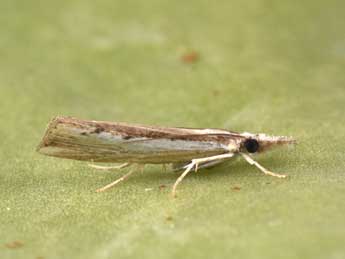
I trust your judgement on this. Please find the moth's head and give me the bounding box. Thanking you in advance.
[240,133,296,154]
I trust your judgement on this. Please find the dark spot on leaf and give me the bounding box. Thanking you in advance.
[165,216,173,221]
[159,184,167,190]
[181,51,199,63]
[5,240,23,249]
[123,135,132,140]
[212,90,220,96]
[81,132,88,136]
[231,186,241,191]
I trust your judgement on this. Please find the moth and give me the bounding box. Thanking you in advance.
[37,116,296,197]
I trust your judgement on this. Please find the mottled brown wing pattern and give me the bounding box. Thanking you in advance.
[37,117,240,163]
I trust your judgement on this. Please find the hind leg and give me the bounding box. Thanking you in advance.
[95,164,144,192]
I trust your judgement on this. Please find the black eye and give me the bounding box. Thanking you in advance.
[244,139,259,153]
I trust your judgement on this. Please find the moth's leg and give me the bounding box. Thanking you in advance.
[240,153,286,178]
[172,159,226,172]
[172,153,234,198]
[196,159,227,170]
[172,162,195,198]
[188,153,235,172]
[88,163,130,171]
[96,164,138,192]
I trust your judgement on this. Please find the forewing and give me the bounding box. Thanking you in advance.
[37,117,233,163]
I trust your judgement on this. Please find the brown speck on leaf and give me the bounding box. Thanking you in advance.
[232,186,241,191]
[212,89,220,96]
[159,184,167,190]
[166,216,173,221]
[5,240,23,249]
[181,51,199,63]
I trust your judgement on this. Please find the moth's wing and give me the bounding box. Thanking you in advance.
[37,117,234,163]
[116,126,240,144]
[140,126,238,136]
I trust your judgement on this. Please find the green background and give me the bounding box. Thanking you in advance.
[1,0,345,258]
